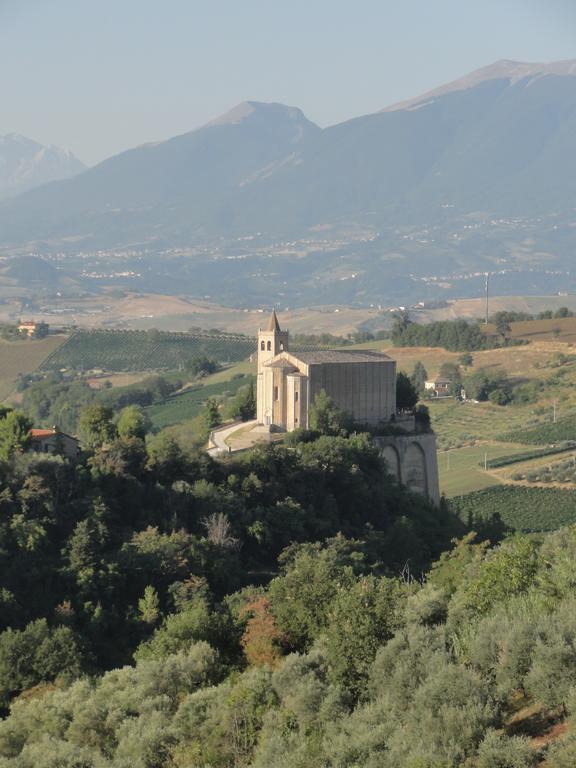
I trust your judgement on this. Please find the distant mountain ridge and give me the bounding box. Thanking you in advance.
[0,134,85,200]
[1,59,576,258]
[383,58,576,112]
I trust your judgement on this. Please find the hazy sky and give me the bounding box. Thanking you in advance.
[2,0,575,165]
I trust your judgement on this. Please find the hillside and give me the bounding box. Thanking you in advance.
[2,62,576,306]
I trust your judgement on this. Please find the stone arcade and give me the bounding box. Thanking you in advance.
[255,310,440,503]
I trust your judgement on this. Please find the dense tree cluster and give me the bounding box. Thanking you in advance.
[392,315,495,351]
[0,415,460,705]
[20,373,181,435]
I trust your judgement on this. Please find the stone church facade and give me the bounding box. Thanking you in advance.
[255,311,440,503]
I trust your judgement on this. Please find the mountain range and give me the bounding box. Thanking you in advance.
[2,60,576,306]
[0,134,84,201]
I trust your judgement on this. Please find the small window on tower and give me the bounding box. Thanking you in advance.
[260,341,265,351]
[280,342,284,351]
[295,391,299,402]
[274,386,279,401]
[267,341,272,351]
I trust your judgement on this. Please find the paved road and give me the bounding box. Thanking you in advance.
[208,420,258,457]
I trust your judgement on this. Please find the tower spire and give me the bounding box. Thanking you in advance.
[266,308,281,332]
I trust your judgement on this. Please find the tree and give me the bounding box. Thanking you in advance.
[200,398,222,436]
[139,585,161,625]
[325,575,404,699]
[396,372,418,411]
[0,619,83,705]
[227,382,256,422]
[117,405,150,440]
[554,307,572,319]
[268,539,358,650]
[0,410,32,460]
[493,312,512,342]
[464,368,507,402]
[309,389,350,435]
[410,362,428,395]
[78,405,117,450]
[240,596,285,667]
[391,310,412,340]
[459,352,474,367]
[438,361,461,382]
[186,355,220,377]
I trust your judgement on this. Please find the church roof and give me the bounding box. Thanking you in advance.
[267,358,297,369]
[266,309,281,332]
[291,349,392,364]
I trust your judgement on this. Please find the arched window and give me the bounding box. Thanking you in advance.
[267,341,272,351]
[260,341,265,350]
[280,342,284,351]
[274,386,279,401]
[294,391,299,402]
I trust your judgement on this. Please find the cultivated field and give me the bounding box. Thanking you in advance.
[41,329,256,373]
[450,485,576,532]
[145,372,254,430]
[0,335,67,400]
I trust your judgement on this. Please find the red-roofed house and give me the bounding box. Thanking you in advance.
[30,427,80,460]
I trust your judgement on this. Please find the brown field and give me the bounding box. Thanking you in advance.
[0,335,67,400]
[85,373,153,389]
[353,338,574,382]
[419,295,576,323]
[486,315,576,344]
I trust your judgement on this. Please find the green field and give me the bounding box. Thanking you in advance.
[145,374,255,430]
[0,335,67,400]
[438,443,532,497]
[41,329,256,372]
[450,485,576,532]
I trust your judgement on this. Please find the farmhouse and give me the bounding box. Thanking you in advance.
[30,427,80,460]
[424,377,452,397]
[18,320,49,338]
[255,311,440,502]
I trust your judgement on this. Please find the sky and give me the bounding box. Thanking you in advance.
[1,0,575,166]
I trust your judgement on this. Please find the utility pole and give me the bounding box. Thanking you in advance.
[485,273,490,324]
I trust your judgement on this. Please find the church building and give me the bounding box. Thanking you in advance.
[255,310,440,504]
[256,310,396,431]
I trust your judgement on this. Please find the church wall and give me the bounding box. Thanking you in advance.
[307,360,396,426]
[259,367,275,426]
[286,375,307,431]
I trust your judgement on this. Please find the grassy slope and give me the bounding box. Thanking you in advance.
[437,443,532,497]
[0,335,67,401]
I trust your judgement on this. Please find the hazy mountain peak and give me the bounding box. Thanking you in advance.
[0,133,85,199]
[204,100,318,130]
[383,58,576,113]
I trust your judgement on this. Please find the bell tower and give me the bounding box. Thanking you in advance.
[257,309,288,370]
[257,309,289,426]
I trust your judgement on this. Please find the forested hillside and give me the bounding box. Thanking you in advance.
[0,398,576,765]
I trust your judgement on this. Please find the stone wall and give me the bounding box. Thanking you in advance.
[373,432,440,505]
